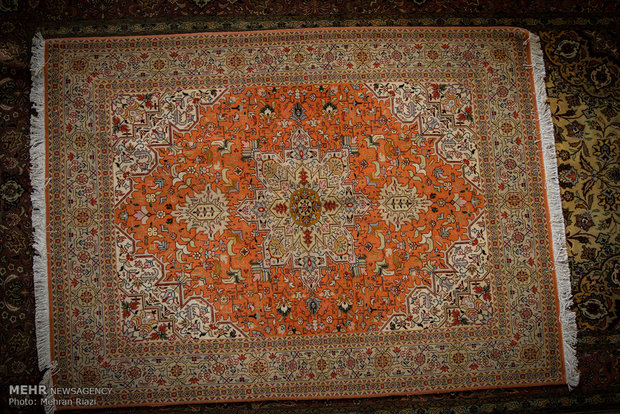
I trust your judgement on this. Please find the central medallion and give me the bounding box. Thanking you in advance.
[236,125,371,293]
[290,188,322,227]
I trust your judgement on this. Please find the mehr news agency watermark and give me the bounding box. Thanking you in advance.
[9,384,112,408]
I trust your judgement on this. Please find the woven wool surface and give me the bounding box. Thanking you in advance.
[32,27,576,409]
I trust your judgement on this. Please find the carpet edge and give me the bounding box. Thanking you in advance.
[30,32,57,413]
[528,31,579,389]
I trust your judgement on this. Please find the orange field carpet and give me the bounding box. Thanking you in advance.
[30,27,578,409]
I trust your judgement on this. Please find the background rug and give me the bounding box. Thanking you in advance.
[31,26,575,410]
[0,2,618,413]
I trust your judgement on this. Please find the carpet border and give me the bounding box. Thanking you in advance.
[528,31,579,389]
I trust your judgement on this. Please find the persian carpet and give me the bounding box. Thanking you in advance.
[30,27,578,410]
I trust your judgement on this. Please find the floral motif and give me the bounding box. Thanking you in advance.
[0,176,23,204]
[172,185,231,239]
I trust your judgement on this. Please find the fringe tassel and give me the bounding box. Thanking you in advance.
[528,32,579,389]
[30,32,57,414]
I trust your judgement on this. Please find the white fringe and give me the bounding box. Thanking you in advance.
[528,32,579,389]
[30,32,57,414]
